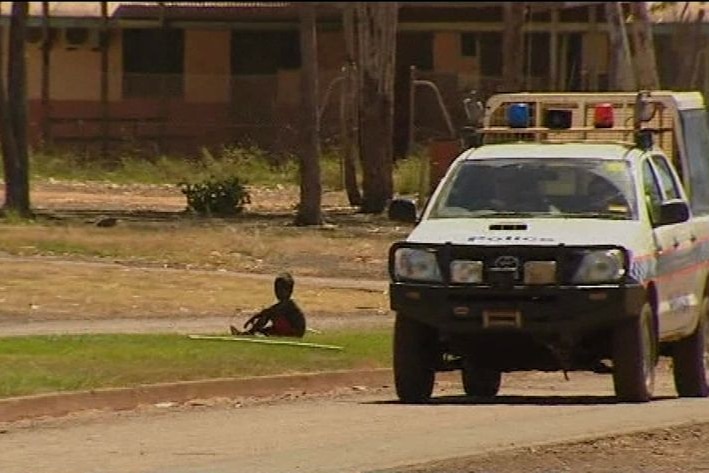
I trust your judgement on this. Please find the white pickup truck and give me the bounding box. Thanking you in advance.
[388,91,709,403]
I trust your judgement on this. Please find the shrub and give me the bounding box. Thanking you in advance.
[179,176,251,217]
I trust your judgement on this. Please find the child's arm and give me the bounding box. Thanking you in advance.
[244,303,280,329]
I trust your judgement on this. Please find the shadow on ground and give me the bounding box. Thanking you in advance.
[31,207,405,228]
[368,394,676,407]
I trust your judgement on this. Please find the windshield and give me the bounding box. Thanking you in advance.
[429,158,638,219]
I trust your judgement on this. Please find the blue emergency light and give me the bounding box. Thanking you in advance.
[508,103,530,128]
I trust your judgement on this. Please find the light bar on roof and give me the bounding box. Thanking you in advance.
[507,103,530,128]
[594,103,614,128]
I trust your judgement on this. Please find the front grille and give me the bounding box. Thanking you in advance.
[389,242,628,287]
[439,244,586,285]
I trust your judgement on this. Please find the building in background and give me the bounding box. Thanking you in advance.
[1,2,699,157]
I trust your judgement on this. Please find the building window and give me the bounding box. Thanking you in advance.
[122,28,184,98]
[479,32,502,76]
[524,32,551,77]
[397,32,433,72]
[231,31,300,75]
[461,33,477,57]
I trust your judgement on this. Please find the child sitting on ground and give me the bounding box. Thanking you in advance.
[230,272,306,338]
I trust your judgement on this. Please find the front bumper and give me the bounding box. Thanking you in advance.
[390,282,646,335]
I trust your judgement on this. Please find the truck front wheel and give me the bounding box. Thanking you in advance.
[393,313,438,404]
[612,302,657,403]
[672,296,709,398]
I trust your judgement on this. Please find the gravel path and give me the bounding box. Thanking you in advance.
[0,313,393,337]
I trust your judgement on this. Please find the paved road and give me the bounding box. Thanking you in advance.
[3,366,708,473]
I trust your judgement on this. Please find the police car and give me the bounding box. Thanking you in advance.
[388,91,709,404]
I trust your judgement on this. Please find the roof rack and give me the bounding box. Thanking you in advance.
[538,139,637,147]
[461,91,678,152]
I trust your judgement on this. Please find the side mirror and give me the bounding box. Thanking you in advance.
[658,199,690,226]
[388,198,417,224]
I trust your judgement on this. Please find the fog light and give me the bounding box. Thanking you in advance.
[524,261,556,285]
[450,260,483,284]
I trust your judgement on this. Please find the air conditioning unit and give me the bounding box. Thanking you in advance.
[62,27,104,51]
[25,26,54,48]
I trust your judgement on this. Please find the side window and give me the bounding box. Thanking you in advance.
[679,109,709,215]
[642,160,663,226]
[651,155,682,201]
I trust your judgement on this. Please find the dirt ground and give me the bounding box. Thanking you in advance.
[5,179,709,472]
[30,179,354,214]
[391,421,709,473]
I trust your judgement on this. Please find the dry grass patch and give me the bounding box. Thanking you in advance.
[0,217,405,279]
[0,260,388,321]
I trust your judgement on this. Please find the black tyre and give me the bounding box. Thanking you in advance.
[672,296,709,398]
[461,359,501,397]
[393,313,438,404]
[612,302,657,403]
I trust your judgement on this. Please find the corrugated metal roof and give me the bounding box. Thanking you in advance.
[1,1,684,24]
[160,2,291,7]
[0,2,293,18]
[3,1,608,18]
[0,3,121,18]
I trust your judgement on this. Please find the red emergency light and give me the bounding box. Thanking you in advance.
[594,103,614,128]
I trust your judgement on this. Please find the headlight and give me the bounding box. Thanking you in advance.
[572,249,626,284]
[394,248,442,282]
[450,260,483,283]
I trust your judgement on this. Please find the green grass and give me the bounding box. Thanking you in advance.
[29,146,427,195]
[394,152,429,196]
[32,146,308,188]
[0,330,392,398]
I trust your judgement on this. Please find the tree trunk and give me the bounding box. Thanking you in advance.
[2,1,30,216]
[341,62,362,206]
[355,2,397,214]
[605,2,635,90]
[341,4,362,206]
[689,10,706,88]
[672,4,704,89]
[0,2,17,211]
[629,2,660,90]
[295,2,322,226]
[502,2,525,92]
[100,1,109,159]
[40,1,51,148]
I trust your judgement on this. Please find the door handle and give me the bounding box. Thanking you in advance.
[673,238,681,249]
[691,234,698,243]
